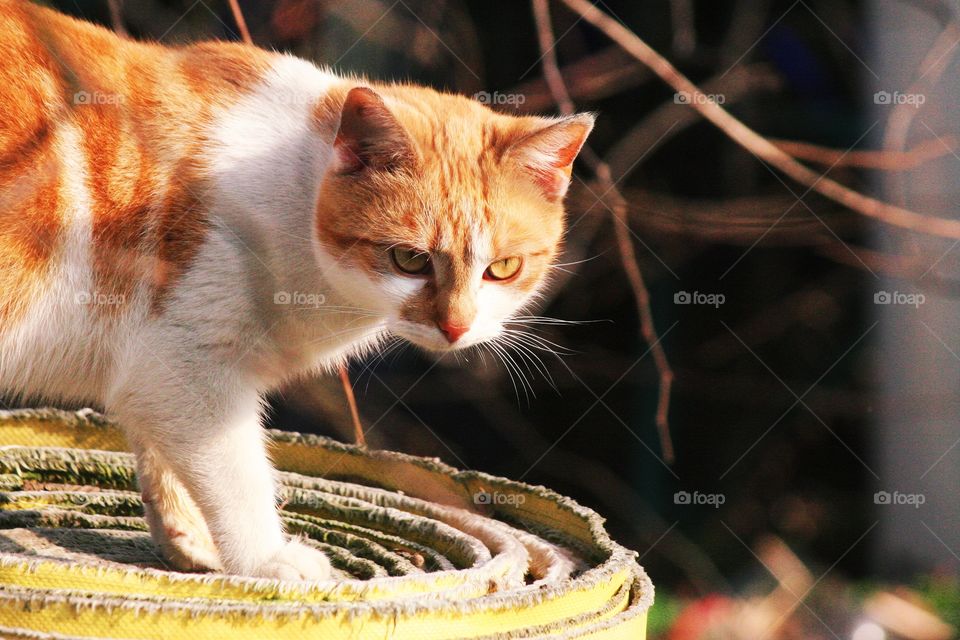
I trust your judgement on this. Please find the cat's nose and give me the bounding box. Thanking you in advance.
[437,320,469,343]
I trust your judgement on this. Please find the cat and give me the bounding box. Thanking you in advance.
[0,0,593,580]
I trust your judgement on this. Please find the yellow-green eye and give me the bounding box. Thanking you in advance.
[390,246,431,275]
[484,256,523,281]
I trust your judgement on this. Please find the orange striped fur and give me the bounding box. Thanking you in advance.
[0,0,591,342]
[0,1,271,323]
[0,0,594,580]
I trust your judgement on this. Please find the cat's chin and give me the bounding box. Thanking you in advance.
[401,336,475,353]
[390,328,480,353]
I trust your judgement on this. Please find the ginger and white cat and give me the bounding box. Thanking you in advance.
[0,0,593,580]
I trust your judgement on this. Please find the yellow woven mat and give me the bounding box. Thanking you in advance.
[0,408,652,639]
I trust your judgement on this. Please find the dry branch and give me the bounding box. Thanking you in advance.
[771,136,959,171]
[604,63,782,183]
[605,188,852,244]
[509,46,653,113]
[227,0,253,45]
[106,0,127,37]
[882,15,960,205]
[533,0,675,462]
[557,0,960,241]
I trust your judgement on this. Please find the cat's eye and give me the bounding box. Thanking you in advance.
[484,257,523,281]
[390,246,432,275]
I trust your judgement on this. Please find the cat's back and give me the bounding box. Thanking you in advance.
[0,0,281,402]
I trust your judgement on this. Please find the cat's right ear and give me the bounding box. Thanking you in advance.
[333,87,415,175]
[505,113,595,201]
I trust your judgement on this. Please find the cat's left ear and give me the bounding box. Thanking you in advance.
[506,113,595,200]
[333,87,415,175]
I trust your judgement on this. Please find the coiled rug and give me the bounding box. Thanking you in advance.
[0,408,652,639]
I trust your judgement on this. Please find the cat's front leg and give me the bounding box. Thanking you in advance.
[109,364,331,581]
[134,445,223,572]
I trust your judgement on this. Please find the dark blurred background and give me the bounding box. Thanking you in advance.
[43,0,960,636]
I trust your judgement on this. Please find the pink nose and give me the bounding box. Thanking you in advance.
[438,320,469,343]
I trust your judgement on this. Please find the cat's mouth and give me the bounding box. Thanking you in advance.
[389,321,480,353]
[400,332,478,353]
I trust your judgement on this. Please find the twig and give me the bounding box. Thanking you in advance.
[531,0,575,115]
[227,0,253,45]
[882,10,960,205]
[605,63,782,182]
[466,387,726,593]
[532,0,675,462]
[339,366,366,446]
[557,0,960,241]
[508,46,654,113]
[771,136,958,171]
[106,0,127,37]
[816,243,960,297]
[596,187,849,244]
[574,184,960,297]
[611,200,675,462]
[879,6,960,263]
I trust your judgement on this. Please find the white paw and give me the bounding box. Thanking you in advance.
[252,539,332,581]
[144,500,223,573]
[159,530,224,573]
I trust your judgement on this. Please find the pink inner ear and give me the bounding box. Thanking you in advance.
[528,165,573,200]
[332,87,413,175]
[333,136,366,174]
[509,115,594,201]
[532,139,584,199]
[553,138,585,169]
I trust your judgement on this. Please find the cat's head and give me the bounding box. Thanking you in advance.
[314,85,593,352]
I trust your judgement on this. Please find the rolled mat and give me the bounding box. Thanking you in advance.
[0,408,652,639]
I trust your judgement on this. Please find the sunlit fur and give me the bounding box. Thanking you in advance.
[0,0,593,580]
